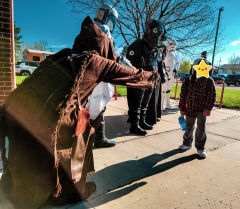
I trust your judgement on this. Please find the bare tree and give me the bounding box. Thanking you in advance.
[21,40,49,51]
[67,0,226,60]
[17,40,49,61]
[228,54,240,65]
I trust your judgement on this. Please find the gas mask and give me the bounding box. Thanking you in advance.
[143,20,164,48]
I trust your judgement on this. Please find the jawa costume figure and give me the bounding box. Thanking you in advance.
[0,16,158,208]
[126,20,167,135]
[162,39,180,110]
[86,4,135,148]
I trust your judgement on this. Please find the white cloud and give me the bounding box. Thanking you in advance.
[51,45,68,48]
[231,40,240,46]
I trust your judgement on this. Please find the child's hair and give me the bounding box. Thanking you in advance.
[190,58,212,86]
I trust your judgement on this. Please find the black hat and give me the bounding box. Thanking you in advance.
[201,51,207,56]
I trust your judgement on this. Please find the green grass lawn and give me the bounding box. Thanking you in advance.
[16,77,240,109]
[170,84,240,109]
[115,84,240,109]
[16,76,28,86]
[115,85,128,96]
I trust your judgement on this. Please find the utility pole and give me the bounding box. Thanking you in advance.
[212,7,224,66]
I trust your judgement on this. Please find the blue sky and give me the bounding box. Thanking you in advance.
[14,0,240,65]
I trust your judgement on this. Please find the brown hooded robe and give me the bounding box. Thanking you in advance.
[0,16,158,208]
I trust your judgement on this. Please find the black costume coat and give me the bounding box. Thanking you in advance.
[126,39,165,125]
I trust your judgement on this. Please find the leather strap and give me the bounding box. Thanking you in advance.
[71,126,94,183]
[70,58,76,77]
[77,90,82,110]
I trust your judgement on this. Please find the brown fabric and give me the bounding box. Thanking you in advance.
[0,16,158,209]
[71,126,94,184]
[75,106,90,136]
[73,16,116,62]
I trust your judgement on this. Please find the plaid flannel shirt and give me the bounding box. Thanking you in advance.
[179,77,217,118]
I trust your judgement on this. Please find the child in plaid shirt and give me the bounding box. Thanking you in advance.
[178,57,216,158]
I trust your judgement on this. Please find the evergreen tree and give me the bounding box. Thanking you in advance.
[120,45,128,57]
[14,22,23,62]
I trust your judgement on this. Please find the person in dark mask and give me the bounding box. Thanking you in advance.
[126,19,167,135]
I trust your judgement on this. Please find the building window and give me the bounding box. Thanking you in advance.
[23,55,28,61]
[33,56,40,61]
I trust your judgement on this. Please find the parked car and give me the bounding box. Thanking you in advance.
[15,61,40,76]
[216,74,228,81]
[224,74,240,86]
[180,73,190,81]
[212,75,224,84]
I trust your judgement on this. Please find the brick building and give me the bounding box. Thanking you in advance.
[0,0,15,105]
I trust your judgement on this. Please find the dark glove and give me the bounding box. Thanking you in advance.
[158,61,167,84]
[159,67,167,84]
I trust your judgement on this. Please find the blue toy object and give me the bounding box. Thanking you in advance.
[178,116,186,131]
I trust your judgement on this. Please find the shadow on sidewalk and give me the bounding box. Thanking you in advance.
[87,149,199,206]
[104,110,179,140]
[104,115,131,140]
[161,108,179,115]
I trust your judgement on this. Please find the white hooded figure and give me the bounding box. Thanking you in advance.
[161,39,180,110]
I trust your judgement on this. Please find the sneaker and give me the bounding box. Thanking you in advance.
[197,149,207,158]
[178,144,192,150]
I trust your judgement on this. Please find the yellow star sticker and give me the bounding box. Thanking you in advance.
[193,60,212,78]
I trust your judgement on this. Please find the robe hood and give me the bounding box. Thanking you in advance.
[73,16,115,61]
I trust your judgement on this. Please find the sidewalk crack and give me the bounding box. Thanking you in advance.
[207,132,240,141]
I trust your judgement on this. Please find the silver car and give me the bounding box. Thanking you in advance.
[15,61,40,76]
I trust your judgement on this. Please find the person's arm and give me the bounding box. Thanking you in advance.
[179,79,187,115]
[204,79,217,115]
[158,61,166,84]
[87,54,158,90]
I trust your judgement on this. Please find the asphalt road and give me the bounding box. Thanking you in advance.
[174,79,240,90]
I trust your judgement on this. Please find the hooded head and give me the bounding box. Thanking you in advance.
[73,16,115,61]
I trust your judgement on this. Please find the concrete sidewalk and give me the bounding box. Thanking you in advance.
[1,97,240,208]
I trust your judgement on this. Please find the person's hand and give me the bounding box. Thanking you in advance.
[180,111,185,116]
[203,109,211,116]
